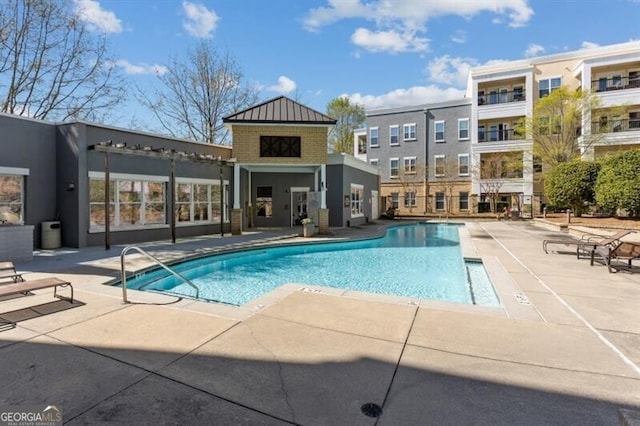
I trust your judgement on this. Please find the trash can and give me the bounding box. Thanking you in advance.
[41,221,61,249]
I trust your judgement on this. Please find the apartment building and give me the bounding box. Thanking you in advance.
[357,100,472,215]
[356,40,639,217]
[468,40,640,213]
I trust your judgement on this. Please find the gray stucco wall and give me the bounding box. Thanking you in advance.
[366,106,427,183]
[0,114,57,248]
[327,163,378,227]
[425,103,472,181]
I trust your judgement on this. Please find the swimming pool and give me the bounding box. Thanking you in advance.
[123,223,500,307]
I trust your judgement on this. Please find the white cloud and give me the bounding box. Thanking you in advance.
[303,0,534,34]
[524,43,545,58]
[351,28,429,53]
[451,30,467,44]
[114,60,167,76]
[427,55,477,87]
[73,0,122,33]
[267,76,297,94]
[345,85,467,111]
[581,41,600,49]
[182,1,220,39]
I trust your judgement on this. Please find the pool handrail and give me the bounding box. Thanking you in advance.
[120,245,199,303]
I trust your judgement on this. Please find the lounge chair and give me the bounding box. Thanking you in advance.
[0,262,24,283]
[0,277,73,302]
[590,242,640,273]
[542,230,634,258]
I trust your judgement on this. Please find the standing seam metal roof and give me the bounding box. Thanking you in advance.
[222,96,336,125]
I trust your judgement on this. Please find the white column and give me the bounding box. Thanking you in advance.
[314,168,319,192]
[233,163,241,209]
[320,164,327,209]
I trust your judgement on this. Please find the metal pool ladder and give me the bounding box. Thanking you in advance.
[120,245,199,303]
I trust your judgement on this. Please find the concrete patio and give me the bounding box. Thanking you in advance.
[0,220,638,425]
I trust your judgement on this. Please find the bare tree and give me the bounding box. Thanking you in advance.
[473,151,525,213]
[395,164,427,215]
[140,43,260,145]
[430,157,462,215]
[0,0,124,121]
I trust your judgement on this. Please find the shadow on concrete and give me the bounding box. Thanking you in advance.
[0,298,85,331]
[0,339,636,425]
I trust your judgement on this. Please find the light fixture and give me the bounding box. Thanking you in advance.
[66,181,75,191]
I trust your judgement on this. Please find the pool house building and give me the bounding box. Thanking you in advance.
[0,96,379,258]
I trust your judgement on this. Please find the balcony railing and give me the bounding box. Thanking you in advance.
[591,118,640,134]
[357,142,367,154]
[478,128,525,142]
[592,76,640,92]
[478,90,526,105]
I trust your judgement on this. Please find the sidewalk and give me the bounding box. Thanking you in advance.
[0,221,638,425]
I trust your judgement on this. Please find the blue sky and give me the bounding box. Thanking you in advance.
[74,0,640,130]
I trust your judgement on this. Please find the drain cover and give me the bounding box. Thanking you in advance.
[361,402,383,418]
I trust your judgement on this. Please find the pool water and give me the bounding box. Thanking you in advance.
[124,223,500,307]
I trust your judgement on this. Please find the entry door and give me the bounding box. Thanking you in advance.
[371,190,379,220]
[290,187,310,227]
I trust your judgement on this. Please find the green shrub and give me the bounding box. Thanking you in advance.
[544,160,600,217]
[595,150,640,217]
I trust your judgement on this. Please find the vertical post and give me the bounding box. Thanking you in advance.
[566,209,571,223]
[170,159,176,244]
[220,163,224,237]
[104,152,111,251]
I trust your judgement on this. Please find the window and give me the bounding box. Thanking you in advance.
[629,71,640,88]
[478,125,486,142]
[434,155,445,177]
[389,125,399,145]
[351,184,364,217]
[89,173,169,230]
[404,192,416,208]
[459,192,469,210]
[458,154,470,176]
[434,121,445,142]
[369,159,379,167]
[175,180,223,224]
[403,123,417,141]
[260,136,301,157]
[478,90,486,105]
[629,112,640,129]
[256,186,273,218]
[390,158,399,178]
[533,156,543,173]
[458,118,469,140]
[370,127,379,147]
[499,88,509,103]
[390,192,399,209]
[513,86,524,101]
[403,157,416,174]
[539,77,561,98]
[0,168,27,224]
[435,193,445,211]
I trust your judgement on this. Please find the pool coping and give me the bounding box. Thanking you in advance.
[108,221,521,322]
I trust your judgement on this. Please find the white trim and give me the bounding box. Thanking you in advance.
[403,123,417,141]
[434,154,446,177]
[88,171,169,182]
[389,125,400,146]
[458,153,470,176]
[458,118,470,141]
[369,127,379,147]
[176,177,220,184]
[434,120,445,142]
[389,157,399,178]
[0,166,29,176]
[403,156,417,174]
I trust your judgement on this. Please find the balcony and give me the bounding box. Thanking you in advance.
[478,89,526,105]
[478,128,526,143]
[592,118,640,134]
[477,89,527,120]
[591,75,640,92]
